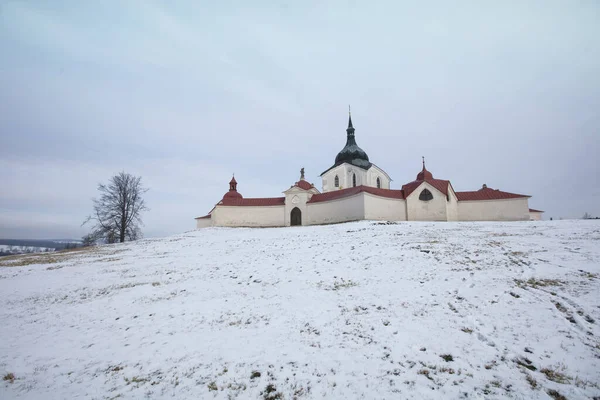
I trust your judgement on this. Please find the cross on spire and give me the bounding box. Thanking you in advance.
[422,156,425,169]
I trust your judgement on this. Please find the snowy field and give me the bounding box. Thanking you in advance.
[1,220,599,399]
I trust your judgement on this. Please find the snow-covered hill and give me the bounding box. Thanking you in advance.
[1,221,599,399]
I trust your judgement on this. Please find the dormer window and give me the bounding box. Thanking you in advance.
[334,175,339,187]
[376,177,381,188]
[352,173,357,187]
[419,189,433,201]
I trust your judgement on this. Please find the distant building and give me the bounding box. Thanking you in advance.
[529,209,544,221]
[196,113,542,228]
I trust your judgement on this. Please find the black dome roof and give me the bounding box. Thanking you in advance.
[333,114,371,169]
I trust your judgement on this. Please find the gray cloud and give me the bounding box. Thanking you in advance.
[1,0,599,239]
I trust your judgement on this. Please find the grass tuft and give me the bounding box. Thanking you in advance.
[546,389,567,400]
[515,357,537,371]
[541,367,571,384]
[250,371,261,379]
[525,374,537,389]
[262,383,282,399]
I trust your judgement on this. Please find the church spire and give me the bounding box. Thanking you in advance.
[347,105,355,137]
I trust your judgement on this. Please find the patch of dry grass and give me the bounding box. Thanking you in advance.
[525,374,537,389]
[546,389,567,400]
[515,278,564,289]
[541,367,571,384]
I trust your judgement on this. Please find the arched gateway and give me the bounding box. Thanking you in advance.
[291,207,302,226]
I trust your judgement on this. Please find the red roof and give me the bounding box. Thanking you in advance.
[308,185,405,203]
[220,197,285,206]
[416,165,434,181]
[529,208,544,213]
[400,162,451,198]
[456,187,530,201]
[195,214,211,219]
[402,179,450,198]
[294,180,314,190]
[223,190,243,200]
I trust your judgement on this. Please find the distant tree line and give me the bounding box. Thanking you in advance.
[582,212,599,220]
[0,239,87,257]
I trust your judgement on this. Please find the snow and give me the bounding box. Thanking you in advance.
[1,220,599,399]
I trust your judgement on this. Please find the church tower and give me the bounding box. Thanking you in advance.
[319,109,391,192]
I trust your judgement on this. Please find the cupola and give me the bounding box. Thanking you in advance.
[223,175,243,200]
[416,157,433,181]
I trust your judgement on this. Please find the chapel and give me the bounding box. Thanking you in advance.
[196,113,543,228]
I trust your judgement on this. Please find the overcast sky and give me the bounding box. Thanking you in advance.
[1,0,599,239]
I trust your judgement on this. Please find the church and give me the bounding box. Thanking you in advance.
[196,113,543,228]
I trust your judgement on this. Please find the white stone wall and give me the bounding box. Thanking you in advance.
[529,211,543,221]
[457,198,530,221]
[363,194,406,221]
[195,218,212,229]
[321,163,391,192]
[306,194,364,225]
[446,186,459,222]
[406,182,448,221]
[211,205,285,227]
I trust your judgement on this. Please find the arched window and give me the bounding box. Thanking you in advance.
[419,189,433,201]
[376,177,381,188]
[334,175,339,187]
[352,173,357,187]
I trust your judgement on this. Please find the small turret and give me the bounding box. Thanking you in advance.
[223,175,243,200]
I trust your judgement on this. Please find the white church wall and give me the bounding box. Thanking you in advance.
[284,189,311,226]
[406,182,448,221]
[363,194,406,221]
[457,198,530,221]
[529,211,543,221]
[322,163,390,192]
[195,218,212,229]
[347,166,367,189]
[321,165,346,192]
[367,165,391,189]
[446,185,459,222]
[307,194,364,225]
[211,206,285,227]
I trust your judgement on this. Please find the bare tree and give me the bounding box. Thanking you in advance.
[81,233,96,247]
[83,172,149,243]
[583,212,592,219]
